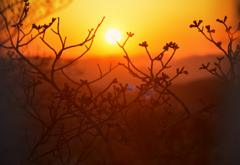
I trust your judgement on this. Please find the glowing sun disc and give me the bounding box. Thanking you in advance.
[105,28,121,44]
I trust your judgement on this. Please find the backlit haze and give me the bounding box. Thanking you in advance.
[30,0,238,59]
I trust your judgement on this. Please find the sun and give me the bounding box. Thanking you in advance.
[105,28,121,44]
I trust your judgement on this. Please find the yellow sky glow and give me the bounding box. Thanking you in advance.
[31,0,238,58]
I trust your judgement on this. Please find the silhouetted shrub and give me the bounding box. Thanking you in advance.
[0,1,239,164]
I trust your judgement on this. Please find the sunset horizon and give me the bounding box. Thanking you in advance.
[19,0,239,59]
[1,0,240,164]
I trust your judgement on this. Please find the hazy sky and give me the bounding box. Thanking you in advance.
[32,0,238,58]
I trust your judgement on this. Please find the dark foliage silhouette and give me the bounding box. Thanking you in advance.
[0,1,239,164]
[190,16,240,84]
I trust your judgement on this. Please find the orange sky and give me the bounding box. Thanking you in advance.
[31,0,238,59]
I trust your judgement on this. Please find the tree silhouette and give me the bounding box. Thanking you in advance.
[0,1,239,164]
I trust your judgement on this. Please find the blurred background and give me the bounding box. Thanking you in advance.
[0,0,240,164]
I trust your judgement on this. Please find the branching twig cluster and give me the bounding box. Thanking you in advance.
[0,1,237,164]
[190,16,240,84]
